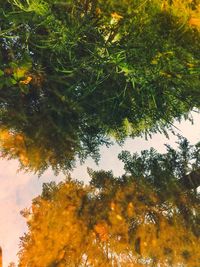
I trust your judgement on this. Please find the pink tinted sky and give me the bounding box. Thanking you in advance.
[0,112,199,266]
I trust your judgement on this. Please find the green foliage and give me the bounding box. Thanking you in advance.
[0,0,200,173]
[119,135,200,189]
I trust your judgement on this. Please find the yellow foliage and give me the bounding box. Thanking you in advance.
[127,202,134,217]
[94,221,109,241]
[96,7,102,15]
[159,71,172,78]
[0,128,51,171]
[0,129,26,160]
[111,12,123,21]
[18,174,200,266]
[19,76,32,85]
[110,201,115,211]
[189,17,200,28]
[14,67,28,79]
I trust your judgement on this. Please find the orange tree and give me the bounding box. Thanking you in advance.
[18,175,200,267]
[18,139,200,266]
[1,0,200,174]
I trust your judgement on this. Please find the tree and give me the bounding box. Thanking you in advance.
[119,135,200,190]
[18,139,200,266]
[1,0,200,174]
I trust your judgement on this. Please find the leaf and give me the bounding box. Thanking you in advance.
[188,17,200,28]
[14,67,28,80]
[19,83,29,94]
[0,69,4,77]
[19,76,32,85]
[94,222,109,241]
[5,77,17,86]
[111,12,123,21]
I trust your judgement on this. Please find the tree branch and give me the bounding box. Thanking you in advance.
[180,168,200,189]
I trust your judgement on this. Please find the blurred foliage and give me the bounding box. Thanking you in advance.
[18,138,200,266]
[0,0,200,173]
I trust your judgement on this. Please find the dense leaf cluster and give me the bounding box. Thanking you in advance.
[119,135,200,188]
[18,139,200,266]
[0,0,200,173]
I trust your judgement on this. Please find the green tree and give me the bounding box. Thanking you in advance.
[119,135,200,190]
[1,0,200,174]
[18,138,200,266]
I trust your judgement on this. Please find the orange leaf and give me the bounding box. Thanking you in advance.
[20,76,32,85]
[188,17,200,27]
[111,12,123,21]
[94,222,109,241]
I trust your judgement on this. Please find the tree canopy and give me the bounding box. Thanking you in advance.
[0,0,200,174]
[119,135,200,190]
[18,138,200,266]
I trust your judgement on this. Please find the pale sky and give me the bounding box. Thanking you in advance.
[0,111,199,266]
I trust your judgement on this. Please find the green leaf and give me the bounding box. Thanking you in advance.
[0,70,4,77]
[5,77,17,86]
